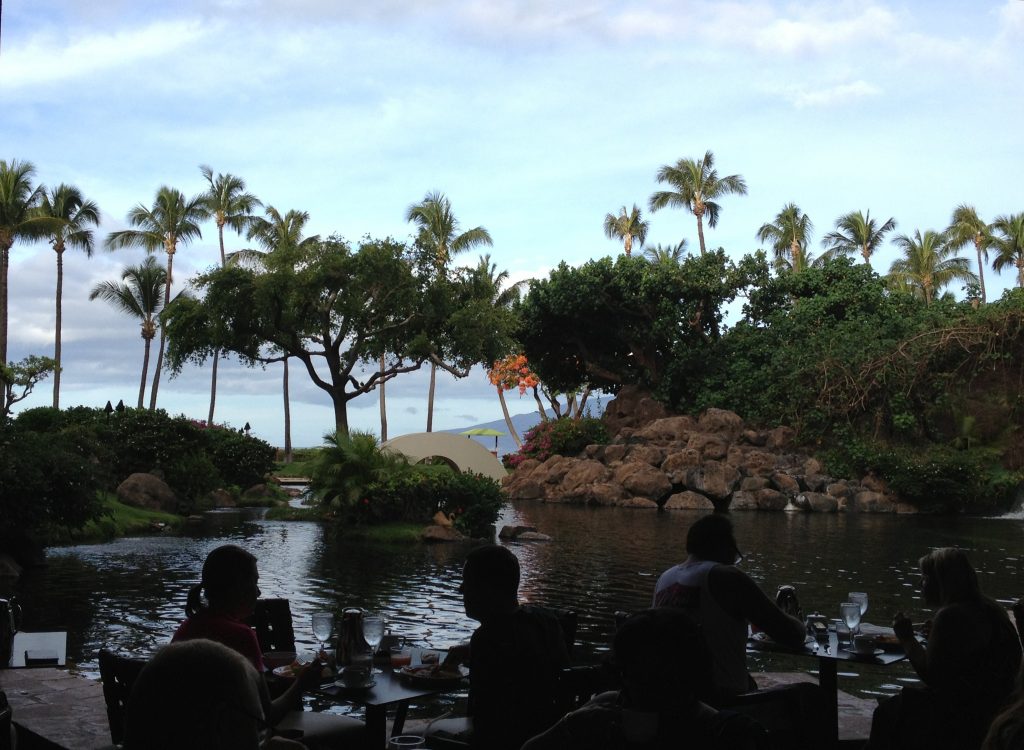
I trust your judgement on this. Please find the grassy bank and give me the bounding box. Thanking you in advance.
[51,493,183,544]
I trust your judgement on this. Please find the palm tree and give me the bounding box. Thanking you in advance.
[37,184,100,408]
[105,187,208,409]
[89,256,167,408]
[603,204,649,257]
[820,210,897,266]
[945,205,992,303]
[0,159,51,364]
[238,206,320,463]
[405,191,492,432]
[757,203,814,273]
[642,240,688,265]
[648,150,747,256]
[199,165,262,425]
[887,229,976,305]
[990,213,1024,288]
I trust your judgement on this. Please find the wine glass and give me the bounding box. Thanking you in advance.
[362,613,385,673]
[312,612,333,654]
[848,592,868,619]
[387,737,426,749]
[840,602,861,640]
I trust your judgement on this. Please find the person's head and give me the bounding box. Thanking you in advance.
[460,544,520,622]
[686,513,742,566]
[123,639,265,750]
[186,545,260,618]
[612,608,712,710]
[919,547,980,606]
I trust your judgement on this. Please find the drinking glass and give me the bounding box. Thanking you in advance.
[312,612,333,653]
[848,592,868,618]
[362,613,385,673]
[387,737,425,749]
[840,602,861,639]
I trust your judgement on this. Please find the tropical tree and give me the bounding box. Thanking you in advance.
[642,240,688,265]
[88,256,167,408]
[0,159,51,365]
[990,213,1024,288]
[820,210,897,267]
[757,203,814,273]
[945,205,992,303]
[236,206,319,462]
[405,191,492,432]
[603,204,649,257]
[37,184,100,408]
[648,150,747,256]
[199,165,262,425]
[105,187,208,409]
[887,229,976,304]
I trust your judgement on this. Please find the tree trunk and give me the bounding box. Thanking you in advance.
[138,333,152,409]
[532,385,548,421]
[379,353,388,442]
[150,250,174,410]
[53,246,64,408]
[696,215,707,257]
[207,348,220,425]
[0,245,9,365]
[496,387,522,447]
[283,358,293,464]
[426,361,437,432]
[624,235,632,257]
[975,238,987,304]
[332,385,349,436]
[575,386,592,418]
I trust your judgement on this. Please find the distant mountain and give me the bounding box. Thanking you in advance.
[444,398,607,458]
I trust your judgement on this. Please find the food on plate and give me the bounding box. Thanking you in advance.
[400,663,465,682]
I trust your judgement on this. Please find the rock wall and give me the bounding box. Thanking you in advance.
[503,386,913,514]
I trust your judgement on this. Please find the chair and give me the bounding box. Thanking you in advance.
[713,682,828,750]
[246,598,296,653]
[98,649,147,747]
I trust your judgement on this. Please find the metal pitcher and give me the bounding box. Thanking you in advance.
[0,596,22,667]
[336,607,369,666]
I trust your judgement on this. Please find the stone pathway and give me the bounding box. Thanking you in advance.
[1,668,874,749]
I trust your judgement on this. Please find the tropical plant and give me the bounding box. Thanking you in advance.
[642,240,688,265]
[1,355,57,418]
[309,429,413,510]
[89,256,167,408]
[887,229,976,305]
[37,183,100,408]
[0,159,51,364]
[405,191,493,431]
[990,213,1024,287]
[757,203,814,273]
[603,204,649,257]
[946,205,992,303]
[502,417,608,469]
[648,150,747,256]
[105,187,209,408]
[820,210,897,267]
[199,165,262,425]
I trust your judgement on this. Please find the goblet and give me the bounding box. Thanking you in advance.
[840,602,862,640]
[362,613,385,673]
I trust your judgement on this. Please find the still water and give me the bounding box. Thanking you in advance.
[11,503,1024,702]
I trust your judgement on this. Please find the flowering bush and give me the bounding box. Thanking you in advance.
[502,417,608,469]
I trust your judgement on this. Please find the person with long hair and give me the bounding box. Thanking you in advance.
[868,548,1022,750]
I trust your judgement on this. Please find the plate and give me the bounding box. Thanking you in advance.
[333,678,376,692]
[398,664,468,688]
[272,663,299,678]
[842,647,884,659]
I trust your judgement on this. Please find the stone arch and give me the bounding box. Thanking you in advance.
[381,432,506,481]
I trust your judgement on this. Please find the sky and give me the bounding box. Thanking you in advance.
[2,0,1022,448]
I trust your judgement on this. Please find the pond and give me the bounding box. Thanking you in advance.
[10,503,1024,705]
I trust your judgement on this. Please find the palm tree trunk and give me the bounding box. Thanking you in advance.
[624,235,632,257]
[150,250,174,410]
[138,334,152,409]
[283,358,293,464]
[379,354,388,442]
[0,245,9,365]
[975,239,987,304]
[207,348,220,425]
[496,387,521,447]
[532,385,548,421]
[696,215,707,257]
[53,247,64,408]
[426,361,437,432]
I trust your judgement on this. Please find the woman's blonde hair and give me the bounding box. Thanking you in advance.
[919,547,980,605]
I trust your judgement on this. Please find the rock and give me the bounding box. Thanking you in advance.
[740,476,770,492]
[736,450,777,477]
[614,463,672,501]
[661,449,702,482]
[515,531,553,542]
[505,458,541,480]
[756,488,788,510]
[586,483,627,506]
[117,472,178,512]
[560,460,611,493]
[433,511,455,528]
[803,457,824,475]
[803,492,838,513]
[686,432,730,461]
[685,461,741,501]
[853,491,897,513]
[498,524,535,539]
[421,525,466,543]
[740,429,767,447]
[765,426,795,449]
[697,408,745,440]
[208,489,236,508]
[505,477,545,501]
[895,502,918,515]
[602,385,670,435]
[602,444,627,463]
[532,455,577,485]
[242,483,277,502]
[729,491,759,510]
[803,474,832,492]
[663,491,715,511]
[618,497,659,509]
[770,472,800,496]
[860,473,889,494]
[635,416,697,442]
[826,482,852,499]
[791,493,811,511]
[625,445,666,466]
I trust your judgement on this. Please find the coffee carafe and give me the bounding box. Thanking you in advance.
[336,607,369,666]
[0,596,22,667]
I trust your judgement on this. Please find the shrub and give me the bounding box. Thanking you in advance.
[503,416,608,469]
[203,426,276,489]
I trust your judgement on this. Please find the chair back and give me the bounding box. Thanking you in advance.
[0,690,13,750]
[98,649,147,747]
[246,598,295,653]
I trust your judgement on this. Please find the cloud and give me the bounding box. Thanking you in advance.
[778,79,882,109]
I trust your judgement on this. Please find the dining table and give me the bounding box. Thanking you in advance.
[748,624,907,749]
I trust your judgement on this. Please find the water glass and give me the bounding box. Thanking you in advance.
[388,736,425,749]
[848,592,868,618]
[840,602,862,638]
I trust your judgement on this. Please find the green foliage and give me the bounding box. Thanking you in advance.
[203,426,276,489]
[504,417,608,468]
[1,355,57,417]
[309,430,415,510]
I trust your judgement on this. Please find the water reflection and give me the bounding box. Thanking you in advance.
[11,504,1024,701]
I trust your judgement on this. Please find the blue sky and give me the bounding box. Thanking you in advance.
[2,0,1022,448]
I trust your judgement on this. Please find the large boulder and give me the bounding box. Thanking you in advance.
[586,483,627,506]
[802,492,838,513]
[729,491,759,510]
[765,426,796,449]
[505,476,545,501]
[684,461,741,501]
[602,386,670,435]
[663,491,715,511]
[755,488,788,510]
[560,460,611,493]
[697,408,745,440]
[618,497,659,509]
[614,463,672,502]
[602,444,627,463]
[117,472,177,512]
[635,416,697,442]
[853,491,897,513]
[421,525,465,543]
[734,449,778,477]
[625,445,666,467]
[661,449,702,482]
[687,433,730,461]
[770,472,801,496]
